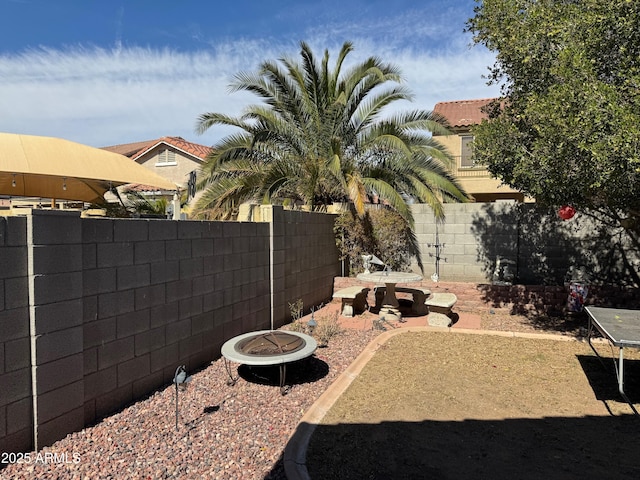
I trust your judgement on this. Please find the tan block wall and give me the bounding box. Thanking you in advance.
[412,202,639,287]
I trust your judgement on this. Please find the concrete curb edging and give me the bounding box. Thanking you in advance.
[283,326,594,480]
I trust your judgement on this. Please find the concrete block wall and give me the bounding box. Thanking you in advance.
[412,202,639,286]
[0,216,31,455]
[264,206,341,328]
[1,206,341,453]
[28,210,85,451]
[413,203,489,282]
[80,216,271,433]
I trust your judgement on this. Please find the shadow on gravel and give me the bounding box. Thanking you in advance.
[236,356,329,388]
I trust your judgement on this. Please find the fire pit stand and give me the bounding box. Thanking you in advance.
[221,330,317,395]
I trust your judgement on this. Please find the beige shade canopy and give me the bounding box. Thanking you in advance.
[0,132,177,203]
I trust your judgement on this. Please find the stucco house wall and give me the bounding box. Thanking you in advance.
[433,99,524,203]
[136,145,201,189]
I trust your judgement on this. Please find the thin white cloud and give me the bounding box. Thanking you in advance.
[0,30,499,148]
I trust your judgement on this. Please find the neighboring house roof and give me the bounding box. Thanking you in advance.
[101,140,156,157]
[433,98,497,130]
[122,183,165,193]
[102,136,213,161]
[101,136,213,194]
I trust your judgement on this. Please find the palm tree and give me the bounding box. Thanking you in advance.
[193,41,470,225]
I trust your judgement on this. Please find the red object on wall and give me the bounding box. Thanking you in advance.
[558,205,576,220]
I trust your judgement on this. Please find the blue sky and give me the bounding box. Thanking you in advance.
[0,0,499,147]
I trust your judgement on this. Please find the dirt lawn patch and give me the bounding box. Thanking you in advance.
[306,331,640,479]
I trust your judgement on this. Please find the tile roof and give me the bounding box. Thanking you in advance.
[102,136,213,160]
[122,183,167,193]
[433,98,498,129]
[101,140,156,157]
[101,137,212,193]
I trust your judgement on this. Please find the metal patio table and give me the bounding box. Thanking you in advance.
[585,306,640,415]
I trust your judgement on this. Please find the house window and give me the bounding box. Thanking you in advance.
[156,149,177,166]
[460,135,475,167]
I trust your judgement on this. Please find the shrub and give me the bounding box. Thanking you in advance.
[314,311,343,346]
[334,207,418,275]
[286,299,307,332]
[288,299,304,322]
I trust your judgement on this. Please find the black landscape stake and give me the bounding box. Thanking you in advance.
[173,365,192,430]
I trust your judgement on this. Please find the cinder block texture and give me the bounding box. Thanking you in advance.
[3,207,343,453]
[32,299,83,335]
[1,216,27,246]
[0,368,31,406]
[98,337,135,370]
[34,353,83,394]
[148,220,177,240]
[32,272,83,305]
[114,219,149,242]
[117,354,150,387]
[32,245,82,274]
[4,277,29,309]
[97,242,134,267]
[35,380,83,425]
[4,337,30,372]
[33,326,83,364]
[134,240,165,264]
[82,218,114,243]
[116,264,150,291]
[6,397,31,436]
[37,406,84,450]
[28,210,81,245]
[0,308,29,341]
[0,246,28,280]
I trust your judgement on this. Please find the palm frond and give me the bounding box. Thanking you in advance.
[194,40,468,225]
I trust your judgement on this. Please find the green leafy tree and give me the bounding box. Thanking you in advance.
[467,0,640,240]
[193,41,470,225]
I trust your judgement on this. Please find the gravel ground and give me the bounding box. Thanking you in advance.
[2,308,574,480]
[1,325,378,480]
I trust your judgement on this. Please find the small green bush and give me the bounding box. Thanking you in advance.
[288,299,304,322]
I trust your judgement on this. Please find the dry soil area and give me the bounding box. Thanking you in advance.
[306,330,640,480]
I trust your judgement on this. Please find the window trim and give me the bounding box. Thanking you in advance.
[460,135,475,168]
[155,149,178,167]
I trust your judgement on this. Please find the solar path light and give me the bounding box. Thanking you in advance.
[307,309,317,336]
[173,365,192,430]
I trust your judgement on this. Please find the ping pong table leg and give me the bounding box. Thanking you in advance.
[615,347,638,415]
[587,320,638,416]
[618,347,624,395]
